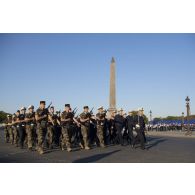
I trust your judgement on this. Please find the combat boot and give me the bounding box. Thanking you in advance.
[39,148,44,155]
[79,143,84,149]
[85,146,91,150]
[28,147,33,151]
[100,144,106,148]
[67,147,72,152]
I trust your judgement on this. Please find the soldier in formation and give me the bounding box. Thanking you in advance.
[3,102,148,154]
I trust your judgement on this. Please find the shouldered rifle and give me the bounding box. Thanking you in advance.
[90,107,94,115]
[47,102,52,110]
[72,107,78,116]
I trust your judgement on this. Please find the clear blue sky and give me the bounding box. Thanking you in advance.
[0,34,195,117]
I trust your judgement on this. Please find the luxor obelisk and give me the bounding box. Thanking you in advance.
[109,57,117,112]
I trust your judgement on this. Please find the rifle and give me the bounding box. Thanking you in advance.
[89,107,94,115]
[103,109,108,114]
[56,110,61,117]
[47,102,52,110]
[72,107,78,115]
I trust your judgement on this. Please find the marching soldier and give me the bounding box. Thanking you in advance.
[4,115,12,143]
[132,108,146,150]
[126,111,135,147]
[107,111,117,144]
[140,108,147,143]
[80,106,92,150]
[61,104,79,152]
[55,110,62,147]
[25,105,36,150]
[17,107,26,149]
[35,101,49,154]
[114,108,126,146]
[12,113,19,147]
[96,106,106,147]
[8,115,14,145]
[47,106,60,149]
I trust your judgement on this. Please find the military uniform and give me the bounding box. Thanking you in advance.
[4,125,9,143]
[96,112,106,147]
[61,111,74,151]
[36,107,48,153]
[114,113,126,145]
[133,115,145,150]
[12,114,19,146]
[25,111,36,150]
[126,114,135,145]
[47,112,58,149]
[17,113,26,148]
[80,111,91,149]
[4,116,12,143]
[107,115,116,144]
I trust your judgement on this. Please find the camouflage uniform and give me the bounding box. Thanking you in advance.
[96,112,106,147]
[80,112,91,148]
[46,113,58,149]
[4,126,9,143]
[36,108,48,153]
[25,112,36,149]
[12,115,19,146]
[4,118,11,143]
[8,126,14,144]
[61,111,74,150]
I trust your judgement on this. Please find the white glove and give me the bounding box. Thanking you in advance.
[136,124,140,128]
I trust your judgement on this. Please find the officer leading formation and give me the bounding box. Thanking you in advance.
[3,101,147,155]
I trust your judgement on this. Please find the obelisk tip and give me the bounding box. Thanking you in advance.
[111,57,115,63]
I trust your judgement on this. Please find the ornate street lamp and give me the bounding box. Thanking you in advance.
[149,110,152,124]
[181,112,184,131]
[185,96,191,135]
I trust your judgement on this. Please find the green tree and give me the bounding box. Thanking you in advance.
[0,111,11,123]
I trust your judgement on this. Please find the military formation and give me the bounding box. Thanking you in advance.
[147,123,195,132]
[3,101,147,155]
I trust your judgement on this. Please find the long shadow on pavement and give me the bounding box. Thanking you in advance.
[146,138,167,150]
[72,149,121,163]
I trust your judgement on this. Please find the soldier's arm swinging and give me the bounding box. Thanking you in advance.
[48,115,55,126]
[60,118,71,122]
[35,113,47,121]
[73,117,80,127]
[80,118,90,122]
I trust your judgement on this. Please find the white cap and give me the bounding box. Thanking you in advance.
[20,107,26,111]
[28,105,34,110]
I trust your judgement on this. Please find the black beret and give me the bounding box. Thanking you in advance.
[65,104,70,107]
[83,106,89,109]
[16,110,20,113]
[40,101,46,104]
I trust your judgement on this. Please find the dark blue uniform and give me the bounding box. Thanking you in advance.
[133,115,145,149]
[126,115,135,145]
[114,114,126,145]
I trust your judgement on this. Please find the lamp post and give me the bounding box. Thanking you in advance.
[149,110,152,131]
[149,110,152,124]
[181,112,184,131]
[185,96,191,135]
